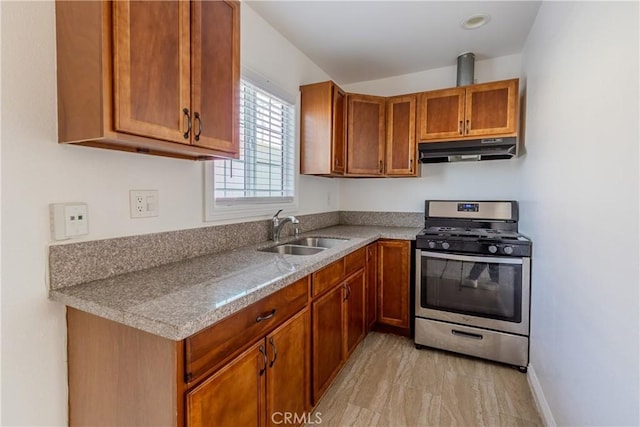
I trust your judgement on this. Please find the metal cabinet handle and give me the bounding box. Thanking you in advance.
[409,158,413,172]
[256,309,276,323]
[269,337,278,367]
[183,108,191,139]
[194,112,202,141]
[258,345,267,376]
[458,120,463,135]
[379,160,383,173]
[343,283,351,301]
[465,119,470,134]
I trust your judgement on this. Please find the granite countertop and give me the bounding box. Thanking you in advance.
[49,225,421,341]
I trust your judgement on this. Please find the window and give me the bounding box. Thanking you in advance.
[204,77,296,221]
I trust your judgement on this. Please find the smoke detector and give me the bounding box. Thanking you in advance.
[462,14,491,30]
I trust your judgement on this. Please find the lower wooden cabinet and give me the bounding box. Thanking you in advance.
[186,340,265,427]
[365,242,378,331]
[312,284,344,401]
[377,239,411,330]
[344,269,366,359]
[311,251,366,404]
[186,308,310,427]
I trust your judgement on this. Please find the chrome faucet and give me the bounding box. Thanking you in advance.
[272,209,299,242]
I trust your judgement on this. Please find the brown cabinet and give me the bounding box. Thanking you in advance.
[346,94,386,176]
[386,95,418,176]
[56,0,239,161]
[67,276,310,427]
[418,79,519,142]
[377,239,411,330]
[300,81,346,175]
[186,308,310,427]
[186,340,265,427]
[343,269,366,358]
[311,248,366,403]
[365,242,378,331]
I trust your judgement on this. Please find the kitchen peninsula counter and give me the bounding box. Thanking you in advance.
[49,225,420,341]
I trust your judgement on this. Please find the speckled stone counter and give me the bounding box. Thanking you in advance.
[49,225,421,341]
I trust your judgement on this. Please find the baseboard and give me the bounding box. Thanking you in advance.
[527,364,557,427]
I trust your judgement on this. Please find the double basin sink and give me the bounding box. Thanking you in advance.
[259,237,348,255]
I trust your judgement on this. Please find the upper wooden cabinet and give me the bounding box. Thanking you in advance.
[418,79,519,142]
[56,0,239,160]
[346,94,386,176]
[300,81,346,175]
[385,95,418,177]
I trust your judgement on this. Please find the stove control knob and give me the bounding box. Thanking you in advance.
[441,242,450,250]
[503,246,514,255]
[488,245,498,254]
[428,241,436,249]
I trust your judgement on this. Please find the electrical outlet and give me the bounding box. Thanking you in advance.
[130,190,158,218]
[50,203,89,240]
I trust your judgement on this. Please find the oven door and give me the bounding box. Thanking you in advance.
[415,250,530,335]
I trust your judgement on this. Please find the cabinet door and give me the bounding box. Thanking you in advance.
[113,1,191,144]
[186,340,266,427]
[418,88,465,141]
[331,85,347,174]
[191,0,239,155]
[266,308,311,427]
[378,240,411,329]
[365,242,378,331]
[343,270,366,359]
[465,79,519,137]
[347,94,386,175]
[386,95,417,176]
[312,285,344,403]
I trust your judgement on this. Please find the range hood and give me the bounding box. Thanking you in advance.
[418,137,518,163]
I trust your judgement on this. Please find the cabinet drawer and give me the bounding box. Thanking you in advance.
[185,276,309,385]
[312,259,344,296]
[344,247,365,276]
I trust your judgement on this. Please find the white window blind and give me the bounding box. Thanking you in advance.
[213,79,295,205]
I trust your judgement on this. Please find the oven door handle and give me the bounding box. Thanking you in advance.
[420,250,524,265]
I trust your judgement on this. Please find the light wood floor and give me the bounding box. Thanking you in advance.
[309,332,543,427]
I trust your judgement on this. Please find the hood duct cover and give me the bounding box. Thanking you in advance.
[418,137,518,163]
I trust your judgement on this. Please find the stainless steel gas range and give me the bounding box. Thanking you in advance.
[414,200,532,372]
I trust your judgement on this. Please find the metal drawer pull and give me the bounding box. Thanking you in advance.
[452,329,483,340]
[258,345,267,376]
[256,309,276,323]
[182,108,191,139]
[269,337,278,367]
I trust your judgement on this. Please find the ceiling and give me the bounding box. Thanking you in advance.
[246,1,542,84]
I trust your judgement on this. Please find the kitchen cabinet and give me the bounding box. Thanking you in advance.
[377,239,411,331]
[418,79,519,142]
[187,308,311,427]
[385,95,418,176]
[311,248,366,403]
[346,94,386,176]
[67,275,310,427]
[300,81,346,175]
[55,0,239,161]
[365,242,378,331]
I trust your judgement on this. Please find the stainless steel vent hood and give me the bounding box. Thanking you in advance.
[418,137,517,163]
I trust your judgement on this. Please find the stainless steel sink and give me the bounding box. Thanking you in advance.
[259,244,326,255]
[287,237,348,248]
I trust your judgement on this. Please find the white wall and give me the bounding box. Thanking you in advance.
[0,2,337,425]
[520,2,639,425]
[338,54,525,213]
